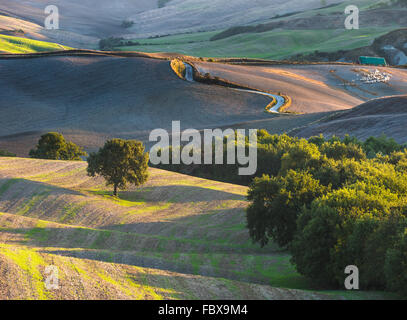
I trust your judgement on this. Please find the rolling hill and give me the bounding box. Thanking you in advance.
[0,0,346,40]
[1,52,406,156]
[0,10,98,49]
[114,0,407,62]
[0,157,394,299]
[1,0,406,302]
[0,0,155,39]
[125,0,346,38]
[293,95,407,143]
[0,34,70,53]
[0,54,272,155]
[3,0,406,63]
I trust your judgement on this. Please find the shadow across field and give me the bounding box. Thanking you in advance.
[0,211,297,289]
[0,178,83,196]
[91,184,246,204]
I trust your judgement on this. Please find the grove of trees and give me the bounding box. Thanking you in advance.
[23,130,407,296]
[245,132,407,296]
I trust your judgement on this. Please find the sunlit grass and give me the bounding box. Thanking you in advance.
[0,34,71,53]
[118,27,397,60]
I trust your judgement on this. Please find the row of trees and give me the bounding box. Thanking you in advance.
[245,131,407,296]
[156,131,405,186]
[29,133,149,196]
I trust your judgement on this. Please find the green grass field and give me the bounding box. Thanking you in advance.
[113,0,401,60]
[0,34,71,54]
[117,27,397,60]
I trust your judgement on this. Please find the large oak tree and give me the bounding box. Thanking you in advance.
[87,139,149,196]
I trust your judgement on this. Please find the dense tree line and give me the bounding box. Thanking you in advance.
[156,131,405,186]
[245,132,407,296]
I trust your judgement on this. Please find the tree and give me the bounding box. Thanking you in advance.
[385,230,407,297]
[320,141,366,161]
[29,132,87,160]
[246,170,327,247]
[87,139,149,196]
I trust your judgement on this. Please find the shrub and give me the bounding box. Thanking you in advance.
[170,59,186,79]
[0,149,16,157]
[99,37,124,50]
[121,20,134,28]
[158,0,171,8]
[363,134,402,157]
[308,134,325,147]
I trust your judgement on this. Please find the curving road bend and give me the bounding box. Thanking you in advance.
[233,88,285,113]
[182,62,285,113]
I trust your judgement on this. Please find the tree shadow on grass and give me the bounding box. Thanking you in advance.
[0,177,84,199]
[89,184,246,205]
[0,211,283,289]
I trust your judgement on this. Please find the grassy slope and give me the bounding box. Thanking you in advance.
[115,0,400,59]
[0,157,396,300]
[119,28,396,59]
[0,35,71,53]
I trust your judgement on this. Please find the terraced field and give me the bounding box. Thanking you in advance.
[0,157,395,300]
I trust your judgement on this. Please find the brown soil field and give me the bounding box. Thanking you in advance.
[293,95,407,143]
[1,53,406,156]
[194,62,407,113]
[0,55,274,156]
